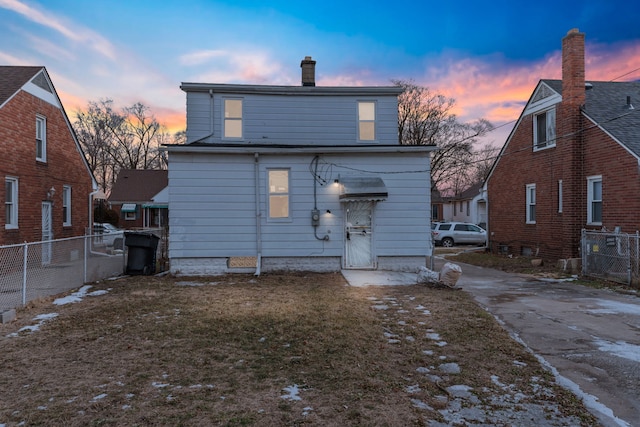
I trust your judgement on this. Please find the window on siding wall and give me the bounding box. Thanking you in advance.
[36,115,47,161]
[268,169,290,219]
[358,101,376,141]
[533,107,556,150]
[62,185,71,226]
[587,176,602,224]
[224,98,243,139]
[526,184,536,224]
[5,177,18,229]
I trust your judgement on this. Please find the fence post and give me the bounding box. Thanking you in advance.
[84,234,88,284]
[627,234,632,286]
[22,242,28,306]
[581,229,586,276]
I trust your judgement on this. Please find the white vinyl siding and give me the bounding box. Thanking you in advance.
[36,115,46,161]
[184,92,400,145]
[168,152,431,259]
[533,107,556,150]
[358,101,376,141]
[587,176,602,225]
[526,184,536,224]
[5,177,18,229]
[62,185,71,226]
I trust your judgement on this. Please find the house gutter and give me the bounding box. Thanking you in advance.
[254,153,262,276]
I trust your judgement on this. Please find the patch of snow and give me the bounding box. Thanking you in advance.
[152,382,170,388]
[416,367,430,374]
[281,385,302,401]
[405,336,415,342]
[406,384,421,394]
[53,285,93,305]
[411,399,433,410]
[7,313,59,337]
[589,300,640,316]
[513,360,527,367]
[422,350,434,356]
[302,406,313,416]
[91,393,107,402]
[371,304,389,310]
[593,337,640,362]
[425,332,441,340]
[439,363,460,374]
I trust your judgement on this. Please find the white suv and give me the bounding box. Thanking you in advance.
[431,222,487,247]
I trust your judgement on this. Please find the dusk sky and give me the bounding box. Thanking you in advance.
[2,0,639,147]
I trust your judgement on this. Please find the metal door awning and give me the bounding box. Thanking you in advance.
[339,176,388,201]
[121,203,137,212]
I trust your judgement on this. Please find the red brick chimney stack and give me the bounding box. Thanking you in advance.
[562,28,585,106]
[300,56,316,87]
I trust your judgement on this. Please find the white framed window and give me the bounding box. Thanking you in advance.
[358,101,376,141]
[62,185,71,226]
[5,177,18,229]
[223,98,243,139]
[36,115,47,161]
[268,169,290,219]
[558,180,563,213]
[526,184,536,224]
[533,107,556,150]
[587,176,602,225]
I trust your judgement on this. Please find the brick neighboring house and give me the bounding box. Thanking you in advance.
[486,29,640,262]
[108,169,168,229]
[0,66,97,246]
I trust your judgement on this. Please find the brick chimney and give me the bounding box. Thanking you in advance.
[562,28,585,106]
[300,56,316,87]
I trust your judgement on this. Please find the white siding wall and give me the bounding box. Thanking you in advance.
[185,92,400,145]
[168,151,430,271]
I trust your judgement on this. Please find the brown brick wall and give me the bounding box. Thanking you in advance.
[0,90,94,245]
[488,108,640,261]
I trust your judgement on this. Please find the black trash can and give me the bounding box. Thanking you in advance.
[125,232,160,275]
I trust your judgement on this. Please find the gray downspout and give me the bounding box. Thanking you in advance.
[254,153,262,275]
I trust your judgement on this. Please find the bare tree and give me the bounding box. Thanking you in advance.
[393,79,493,194]
[74,100,169,192]
[74,99,119,191]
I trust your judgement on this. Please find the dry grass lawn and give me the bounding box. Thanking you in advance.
[0,272,598,426]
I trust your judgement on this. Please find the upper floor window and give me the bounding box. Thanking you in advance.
[268,169,290,219]
[533,107,556,150]
[36,115,47,161]
[224,98,243,139]
[358,101,376,141]
[62,185,71,226]
[526,183,536,224]
[5,177,18,229]
[587,176,602,225]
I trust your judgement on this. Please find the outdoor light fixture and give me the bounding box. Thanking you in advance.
[47,186,56,199]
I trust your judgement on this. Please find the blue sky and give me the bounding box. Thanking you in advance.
[1,0,639,146]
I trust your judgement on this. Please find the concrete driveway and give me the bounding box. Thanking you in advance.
[436,257,640,427]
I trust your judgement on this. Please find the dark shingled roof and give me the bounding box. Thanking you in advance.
[542,79,640,157]
[0,66,43,106]
[109,169,168,203]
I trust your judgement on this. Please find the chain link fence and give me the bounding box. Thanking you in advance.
[581,229,640,287]
[0,230,138,312]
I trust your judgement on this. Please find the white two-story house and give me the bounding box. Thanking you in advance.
[164,57,436,275]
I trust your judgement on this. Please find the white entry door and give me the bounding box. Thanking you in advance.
[344,201,374,269]
[41,201,52,265]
